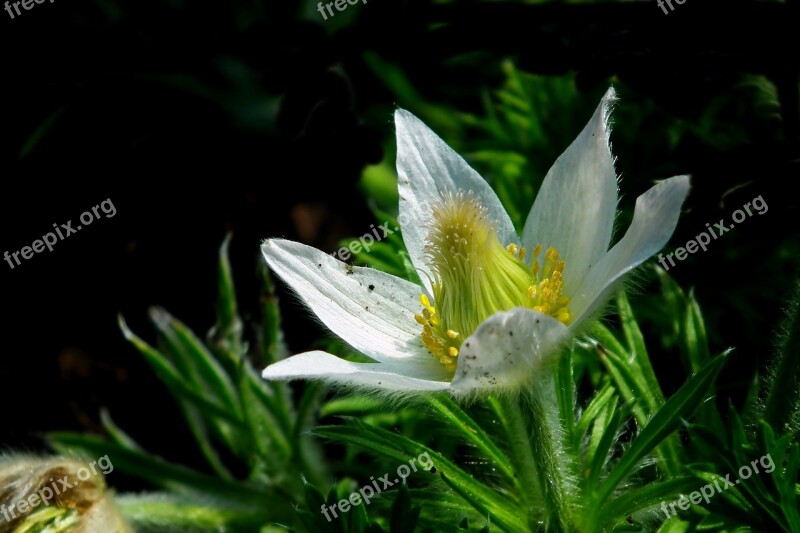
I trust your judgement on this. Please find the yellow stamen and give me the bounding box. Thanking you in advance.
[415,192,571,373]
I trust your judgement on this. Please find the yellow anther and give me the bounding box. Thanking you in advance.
[419,214,572,372]
[420,294,432,310]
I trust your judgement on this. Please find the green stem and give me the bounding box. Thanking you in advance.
[493,374,573,532]
[494,395,542,518]
[527,374,572,532]
[762,279,800,432]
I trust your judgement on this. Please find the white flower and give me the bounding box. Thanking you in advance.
[261,88,689,396]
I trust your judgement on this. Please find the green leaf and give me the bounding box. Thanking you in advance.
[586,395,622,490]
[598,477,701,526]
[555,349,577,452]
[390,483,420,533]
[593,352,729,507]
[617,292,665,411]
[118,315,244,427]
[576,382,617,442]
[48,433,271,507]
[208,233,245,362]
[117,492,269,531]
[425,396,516,483]
[238,358,293,466]
[149,307,241,415]
[312,419,527,533]
[259,262,287,365]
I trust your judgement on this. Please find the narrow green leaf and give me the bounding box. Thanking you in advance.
[149,307,241,415]
[118,315,244,427]
[390,483,420,533]
[576,382,617,441]
[238,359,293,465]
[209,234,244,361]
[683,290,710,370]
[598,477,701,526]
[617,292,664,411]
[587,400,622,489]
[259,263,286,366]
[48,433,270,506]
[425,396,516,483]
[117,493,270,530]
[593,352,729,506]
[555,349,577,452]
[312,419,526,533]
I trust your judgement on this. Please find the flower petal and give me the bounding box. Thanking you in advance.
[522,88,618,292]
[570,175,690,325]
[262,239,440,372]
[395,109,519,293]
[450,308,569,394]
[263,350,451,391]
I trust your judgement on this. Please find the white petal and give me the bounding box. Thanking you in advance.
[261,239,439,372]
[263,350,451,391]
[569,175,690,325]
[450,308,569,394]
[395,109,519,293]
[522,88,618,292]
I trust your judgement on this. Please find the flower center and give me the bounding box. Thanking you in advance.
[415,193,571,371]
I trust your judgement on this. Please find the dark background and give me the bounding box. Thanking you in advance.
[1,0,798,487]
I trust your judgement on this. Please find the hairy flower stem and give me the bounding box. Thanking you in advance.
[496,376,572,531]
[762,279,800,432]
[527,380,571,532]
[496,395,543,519]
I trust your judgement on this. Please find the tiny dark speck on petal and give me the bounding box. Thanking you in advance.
[317,263,322,268]
[365,306,369,311]
[535,319,540,324]
[368,284,375,291]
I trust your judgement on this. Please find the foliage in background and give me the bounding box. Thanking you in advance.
[46,59,799,531]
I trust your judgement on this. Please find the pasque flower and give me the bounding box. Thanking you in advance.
[261,89,689,396]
